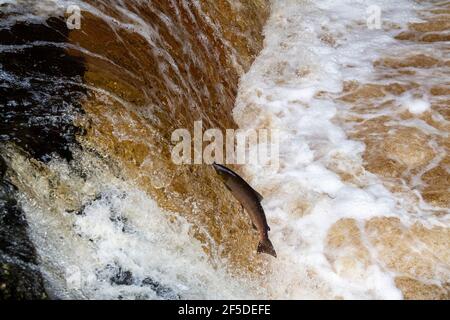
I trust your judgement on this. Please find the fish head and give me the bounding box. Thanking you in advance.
[212,162,229,181]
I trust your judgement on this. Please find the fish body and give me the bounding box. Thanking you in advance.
[212,162,276,258]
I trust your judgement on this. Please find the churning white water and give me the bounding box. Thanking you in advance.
[4,146,262,299]
[233,0,449,299]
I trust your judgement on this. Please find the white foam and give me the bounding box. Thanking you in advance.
[233,0,441,299]
[406,98,431,115]
[0,0,72,26]
[9,149,259,300]
[23,182,259,300]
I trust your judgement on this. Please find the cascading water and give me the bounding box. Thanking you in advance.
[0,0,449,300]
[234,0,450,299]
[0,0,271,299]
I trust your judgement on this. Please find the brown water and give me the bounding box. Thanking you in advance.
[0,0,449,299]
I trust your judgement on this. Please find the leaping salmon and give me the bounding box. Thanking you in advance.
[212,162,276,258]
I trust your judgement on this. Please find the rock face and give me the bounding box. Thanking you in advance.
[0,17,86,162]
[0,157,47,300]
[0,15,86,300]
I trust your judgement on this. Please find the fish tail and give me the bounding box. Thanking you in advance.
[257,237,277,258]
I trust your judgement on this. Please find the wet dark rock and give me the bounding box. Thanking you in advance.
[102,262,180,299]
[69,194,102,216]
[0,260,47,300]
[0,10,89,299]
[110,268,134,286]
[98,263,133,286]
[141,277,180,300]
[0,17,86,162]
[0,185,33,264]
[0,156,6,179]
[109,214,129,233]
[0,157,47,299]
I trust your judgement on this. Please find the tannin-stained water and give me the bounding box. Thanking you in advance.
[0,0,449,299]
[234,0,449,299]
[1,0,271,299]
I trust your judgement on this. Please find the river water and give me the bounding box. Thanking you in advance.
[0,0,449,299]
